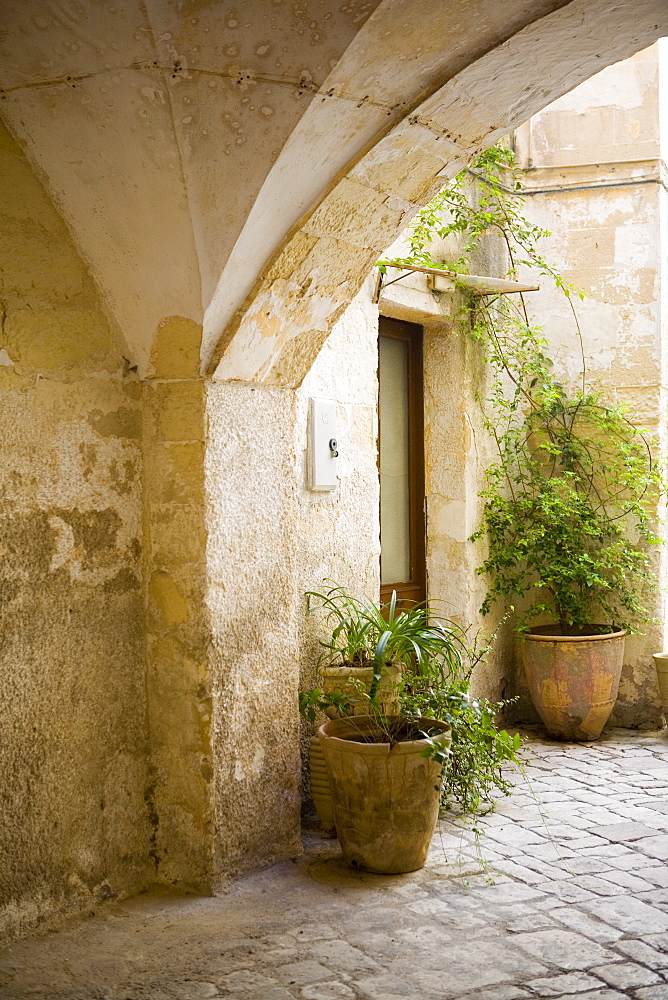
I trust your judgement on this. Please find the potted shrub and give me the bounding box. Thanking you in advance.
[473,378,662,741]
[379,144,664,742]
[460,160,665,742]
[301,584,463,831]
[300,584,522,871]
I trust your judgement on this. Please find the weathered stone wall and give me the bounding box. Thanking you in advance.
[204,280,381,875]
[205,380,302,877]
[0,124,152,939]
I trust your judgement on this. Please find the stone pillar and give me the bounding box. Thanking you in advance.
[205,383,303,877]
[143,318,214,887]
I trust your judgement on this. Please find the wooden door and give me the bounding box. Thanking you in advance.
[378,316,426,607]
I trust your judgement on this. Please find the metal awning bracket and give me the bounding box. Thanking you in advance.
[376,261,539,296]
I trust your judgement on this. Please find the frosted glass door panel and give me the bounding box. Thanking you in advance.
[379,336,410,585]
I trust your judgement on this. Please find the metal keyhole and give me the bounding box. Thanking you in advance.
[329,438,339,458]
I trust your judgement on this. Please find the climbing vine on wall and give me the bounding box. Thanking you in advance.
[379,145,664,634]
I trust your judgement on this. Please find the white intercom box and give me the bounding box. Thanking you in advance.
[308,397,338,491]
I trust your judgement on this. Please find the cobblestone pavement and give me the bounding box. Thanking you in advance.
[2,728,668,1000]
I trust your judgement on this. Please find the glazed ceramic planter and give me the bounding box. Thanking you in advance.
[309,662,401,833]
[318,715,450,874]
[521,626,625,741]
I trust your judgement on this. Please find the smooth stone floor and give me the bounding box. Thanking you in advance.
[1,728,668,1000]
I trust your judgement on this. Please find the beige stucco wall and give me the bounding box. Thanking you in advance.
[205,380,302,876]
[296,283,382,606]
[0,123,152,939]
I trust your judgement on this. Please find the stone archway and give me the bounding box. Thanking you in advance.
[205,0,668,385]
[0,1,665,378]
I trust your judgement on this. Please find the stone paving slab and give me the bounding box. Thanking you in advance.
[0,728,667,1000]
[595,824,660,842]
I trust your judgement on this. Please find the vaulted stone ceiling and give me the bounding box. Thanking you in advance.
[1,1,666,380]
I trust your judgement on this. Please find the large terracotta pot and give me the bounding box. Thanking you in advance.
[318,715,450,874]
[521,625,625,741]
[309,662,401,833]
[651,653,668,719]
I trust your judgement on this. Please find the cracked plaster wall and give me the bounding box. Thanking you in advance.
[0,123,151,940]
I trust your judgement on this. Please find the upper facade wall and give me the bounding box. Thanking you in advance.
[515,43,662,169]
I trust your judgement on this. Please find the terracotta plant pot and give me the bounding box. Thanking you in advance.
[318,715,450,874]
[651,653,668,719]
[521,625,625,741]
[309,737,336,831]
[310,662,401,833]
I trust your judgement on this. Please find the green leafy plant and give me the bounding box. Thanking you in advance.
[298,687,357,725]
[379,145,664,635]
[301,583,522,813]
[402,679,522,814]
[471,379,663,633]
[305,581,465,695]
[378,145,557,282]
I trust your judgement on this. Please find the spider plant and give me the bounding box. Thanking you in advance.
[305,581,465,697]
[301,583,522,814]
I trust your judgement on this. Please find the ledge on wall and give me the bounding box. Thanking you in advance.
[374,263,539,325]
[427,271,540,295]
[375,267,452,325]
